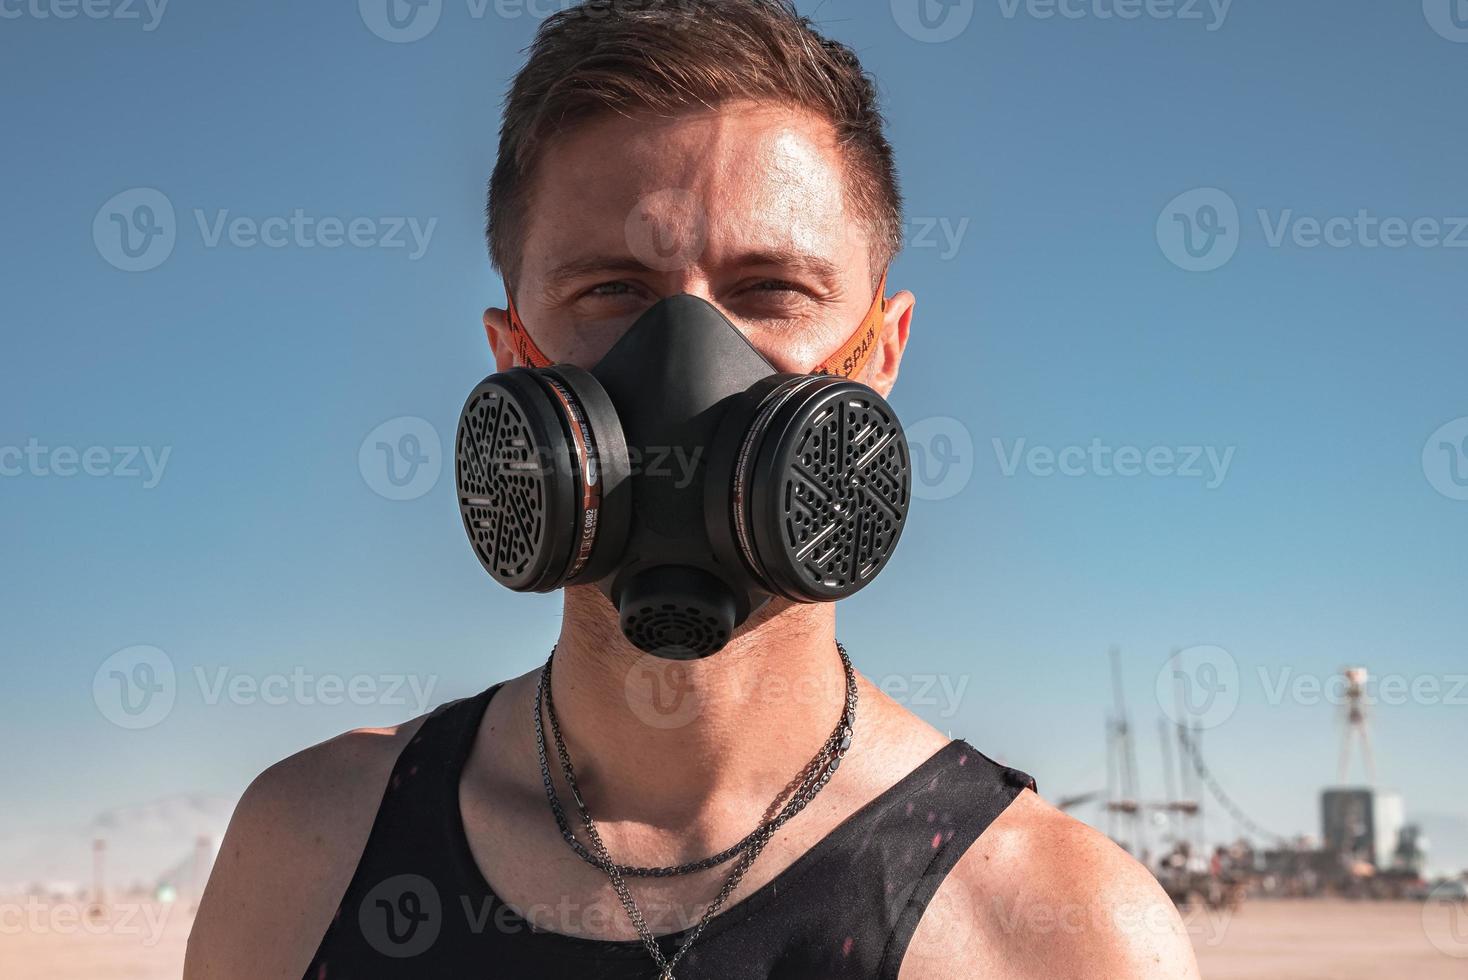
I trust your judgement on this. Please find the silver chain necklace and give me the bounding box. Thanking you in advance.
[532,641,858,980]
[538,642,858,877]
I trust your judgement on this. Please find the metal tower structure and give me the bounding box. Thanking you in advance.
[191,835,213,910]
[89,838,107,918]
[1337,666,1375,784]
[1105,647,1146,857]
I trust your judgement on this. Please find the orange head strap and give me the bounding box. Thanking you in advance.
[502,271,889,380]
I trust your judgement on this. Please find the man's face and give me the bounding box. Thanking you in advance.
[486,100,913,393]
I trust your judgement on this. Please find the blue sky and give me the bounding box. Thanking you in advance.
[2,0,1465,872]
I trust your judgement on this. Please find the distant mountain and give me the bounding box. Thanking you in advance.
[0,794,235,897]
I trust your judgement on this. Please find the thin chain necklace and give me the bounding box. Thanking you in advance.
[538,642,858,877]
[532,641,858,980]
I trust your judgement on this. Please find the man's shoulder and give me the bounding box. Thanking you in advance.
[218,708,436,868]
[241,710,435,814]
[182,710,435,979]
[902,789,1200,980]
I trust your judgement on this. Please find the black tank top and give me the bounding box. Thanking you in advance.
[304,683,1034,980]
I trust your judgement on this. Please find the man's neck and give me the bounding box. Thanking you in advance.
[544,586,846,830]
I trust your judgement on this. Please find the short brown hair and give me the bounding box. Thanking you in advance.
[486,0,903,289]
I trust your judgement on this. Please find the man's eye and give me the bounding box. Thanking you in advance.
[750,279,804,294]
[737,281,816,320]
[586,281,638,298]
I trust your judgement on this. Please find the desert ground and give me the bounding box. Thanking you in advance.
[3,897,1466,978]
[1188,899,1468,979]
[0,899,190,980]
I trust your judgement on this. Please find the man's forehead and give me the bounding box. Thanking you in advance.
[521,103,868,277]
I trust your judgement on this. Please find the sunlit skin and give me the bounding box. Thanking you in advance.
[184,100,1199,980]
[484,101,908,375]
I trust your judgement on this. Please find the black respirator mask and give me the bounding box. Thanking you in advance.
[454,281,912,660]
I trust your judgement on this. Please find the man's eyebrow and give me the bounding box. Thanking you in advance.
[543,256,652,290]
[733,250,843,285]
[540,250,844,290]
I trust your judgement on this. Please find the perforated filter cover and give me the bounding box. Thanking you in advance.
[622,603,728,660]
[616,564,739,660]
[751,383,911,601]
[455,375,575,592]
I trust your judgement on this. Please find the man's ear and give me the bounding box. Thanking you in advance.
[482,307,517,372]
[861,289,914,397]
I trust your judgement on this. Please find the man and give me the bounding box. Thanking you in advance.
[186,2,1199,977]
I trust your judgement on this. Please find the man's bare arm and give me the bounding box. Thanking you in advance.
[183,718,424,980]
[902,791,1200,979]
